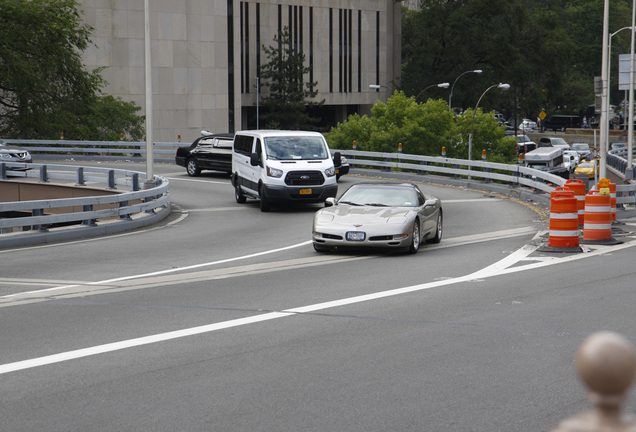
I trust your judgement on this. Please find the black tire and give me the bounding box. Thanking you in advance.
[186,158,201,177]
[259,187,270,212]
[428,210,443,244]
[235,183,246,204]
[408,219,420,254]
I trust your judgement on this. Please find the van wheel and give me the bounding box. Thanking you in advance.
[235,183,246,204]
[259,188,270,212]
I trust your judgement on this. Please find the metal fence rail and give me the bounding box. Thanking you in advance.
[0,162,170,234]
[2,138,181,163]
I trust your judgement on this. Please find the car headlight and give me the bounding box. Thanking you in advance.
[325,166,336,177]
[266,165,283,178]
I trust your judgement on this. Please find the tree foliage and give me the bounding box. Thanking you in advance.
[258,27,324,130]
[401,0,633,122]
[326,92,516,162]
[0,0,144,140]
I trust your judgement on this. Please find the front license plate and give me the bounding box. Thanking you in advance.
[299,188,312,195]
[346,231,366,241]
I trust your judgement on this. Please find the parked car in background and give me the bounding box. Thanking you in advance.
[175,131,234,177]
[334,154,350,180]
[516,135,537,154]
[519,118,537,132]
[312,182,443,254]
[571,142,592,160]
[0,139,32,167]
[563,150,579,173]
[541,115,582,132]
[538,136,570,150]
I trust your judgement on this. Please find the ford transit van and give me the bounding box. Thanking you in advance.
[231,130,340,211]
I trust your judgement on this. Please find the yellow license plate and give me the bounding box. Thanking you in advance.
[299,188,312,195]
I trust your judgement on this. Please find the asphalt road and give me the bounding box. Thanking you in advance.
[2,162,636,431]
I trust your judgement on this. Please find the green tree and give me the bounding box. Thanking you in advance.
[258,27,324,130]
[0,0,144,140]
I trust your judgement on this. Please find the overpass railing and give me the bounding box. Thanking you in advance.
[0,162,169,233]
[336,149,636,205]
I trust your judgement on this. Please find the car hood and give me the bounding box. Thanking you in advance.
[316,205,413,225]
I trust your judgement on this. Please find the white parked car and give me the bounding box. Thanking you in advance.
[519,118,537,132]
[562,150,579,173]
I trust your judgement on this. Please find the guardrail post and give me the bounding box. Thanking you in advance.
[76,167,85,186]
[484,167,492,183]
[132,173,140,191]
[419,160,427,175]
[107,170,116,189]
[81,204,97,226]
[119,201,132,220]
[0,163,6,180]
[32,209,48,232]
[39,165,48,183]
[383,157,391,172]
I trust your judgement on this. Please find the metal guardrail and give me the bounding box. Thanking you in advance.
[337,149,636,205]
[2,138,181,163]
[0,162,170,234]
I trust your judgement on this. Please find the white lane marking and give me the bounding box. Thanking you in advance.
[0,241,313,298]
[1,226,535,299]
[443,198,503,203]
[5,237,636,375]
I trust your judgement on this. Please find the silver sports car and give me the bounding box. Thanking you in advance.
[312,182,443,254]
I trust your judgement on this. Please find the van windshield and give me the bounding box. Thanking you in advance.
[264,136,329,160]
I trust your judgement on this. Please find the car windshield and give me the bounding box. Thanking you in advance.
[264,136,329,160]
[552,138,569,146]
[572,143,589,151]
[339,185,419,207]
[578,161,595,168]
[517,136,531,143]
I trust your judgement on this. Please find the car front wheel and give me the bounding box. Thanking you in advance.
[429,210,443,244]
[408,219,420,254]
[186,159,201,176]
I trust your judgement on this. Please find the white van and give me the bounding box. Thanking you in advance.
[231,130,340,211]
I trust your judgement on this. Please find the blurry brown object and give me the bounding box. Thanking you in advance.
[552,331,636,431]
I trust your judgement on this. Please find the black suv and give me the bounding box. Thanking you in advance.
[541,115,582,132]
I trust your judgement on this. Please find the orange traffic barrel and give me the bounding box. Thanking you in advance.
[565,179,586,226]
[583,191,612,241]
[549,187,579,248]
[609,180,617,222]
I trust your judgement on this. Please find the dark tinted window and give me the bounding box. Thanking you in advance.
[234,135,254,155]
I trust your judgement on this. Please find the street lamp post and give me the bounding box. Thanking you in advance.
[468,83,511,177]
[369,84,393,91]
[449,69,482,111]
[415,82,450,102]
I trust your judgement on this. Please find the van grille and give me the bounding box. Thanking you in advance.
[285,171,324,186]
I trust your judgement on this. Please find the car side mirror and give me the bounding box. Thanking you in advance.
[325,197,336,207]
[424,198,436,207]
[333,152,341,167]
[250,153,260,166]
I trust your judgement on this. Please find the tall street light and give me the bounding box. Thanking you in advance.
[144,0,154,184]
[449,69,482,111]
[415,82,450,102]
[469,83,511,172]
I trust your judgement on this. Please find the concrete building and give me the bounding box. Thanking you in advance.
[78,1,402,142]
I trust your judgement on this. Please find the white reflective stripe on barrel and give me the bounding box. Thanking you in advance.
[549,230,580,237]
[550,213,578,220]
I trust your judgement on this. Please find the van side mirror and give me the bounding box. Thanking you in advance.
[333,152,341,167]
[250,153,260,166]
